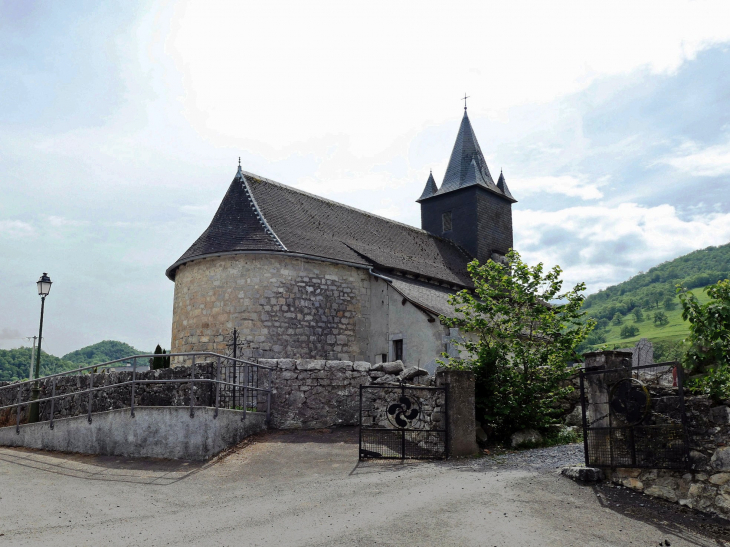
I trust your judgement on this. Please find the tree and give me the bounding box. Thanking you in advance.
[653,310,669,326]
[678,279,730,375]
[620,324,639,338]
[440,250,595,440]
[612,312,623,326]
[149,345,170,370]
[633,308,644,322]
[663,296,677,311]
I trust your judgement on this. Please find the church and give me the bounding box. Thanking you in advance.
[166,108,516,373]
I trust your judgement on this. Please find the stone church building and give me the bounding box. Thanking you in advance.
[166,109,516,372]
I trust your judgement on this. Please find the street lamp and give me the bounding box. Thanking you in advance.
[28,273,52,423]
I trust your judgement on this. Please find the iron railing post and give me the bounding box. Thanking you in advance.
[358,384,363,459]
[49,378,56,430]
[189,355,195,418]
[242,364,248,421]
[266,367,272,425]
[87,370,93,424]
[16,386,22,434]
[579,369,589,466]
[214,355,221,418]
[232,328,237,409]
[444,383,450,459]
[130,357,137,418]
[401,382,406,460]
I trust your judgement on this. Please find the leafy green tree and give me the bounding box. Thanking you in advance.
[620,324,639,338]
[679,279,730,375]
[653,310,669,326]
[612,313,623,326]
[440,250,595,440]
[663,296,677,311]
[633,308,644,322]
[149,344,170,370]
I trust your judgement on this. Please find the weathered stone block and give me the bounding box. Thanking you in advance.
[353,362,371,372]
[298,360,326,371]
[325,361,353,371]
[711,406,730,424]
[382,361,405,375]
[561,466,604,482]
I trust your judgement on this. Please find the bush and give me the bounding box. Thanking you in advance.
[663,296,677,311]
[612,313,623,326]
[620,324,639,338]
[633,308,644,322]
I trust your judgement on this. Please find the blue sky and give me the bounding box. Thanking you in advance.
[2,0,730,355]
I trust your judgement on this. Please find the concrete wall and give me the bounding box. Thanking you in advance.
[0,407,267,461]
[368,276,449,374]
[171,254,371,361]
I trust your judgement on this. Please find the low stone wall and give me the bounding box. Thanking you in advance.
[259,358,434,429]
[610,396,730,517]
[0,360,437,431]
[0,364,217,428]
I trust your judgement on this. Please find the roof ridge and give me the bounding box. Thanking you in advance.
[237,171,288,251]
[241,169,468,245]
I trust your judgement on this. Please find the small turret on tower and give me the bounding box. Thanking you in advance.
[418,171,439,201]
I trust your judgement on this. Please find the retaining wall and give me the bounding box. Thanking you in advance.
[0,407,267,460]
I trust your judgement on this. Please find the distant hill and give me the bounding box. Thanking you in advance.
[62,340,147,367]
[0,340,148,383]
[580,243,730,358]
[0,348,77,383]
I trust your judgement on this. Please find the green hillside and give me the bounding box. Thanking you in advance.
[0,340,148,383]
[62,340,146,366]
[580,242,730,357]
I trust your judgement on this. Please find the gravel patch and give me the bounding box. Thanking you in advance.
[460,443,585,472]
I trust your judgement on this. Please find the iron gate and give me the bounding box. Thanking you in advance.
[359,383,448,460]
[580,361,689,469]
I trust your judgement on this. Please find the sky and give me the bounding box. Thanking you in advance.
[1,0,730,356]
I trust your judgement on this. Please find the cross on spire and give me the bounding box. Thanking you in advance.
[238,157,241,167]
[462,93,470,111]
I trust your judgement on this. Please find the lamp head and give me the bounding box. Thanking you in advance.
[37,273,52,297]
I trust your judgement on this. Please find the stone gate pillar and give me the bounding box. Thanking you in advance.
[436,369,479,457]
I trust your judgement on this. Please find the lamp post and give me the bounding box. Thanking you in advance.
[28,273,52,424]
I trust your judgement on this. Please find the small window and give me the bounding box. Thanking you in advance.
[393,339,403,362]
[442,211,452,233]
[381,353,388,363]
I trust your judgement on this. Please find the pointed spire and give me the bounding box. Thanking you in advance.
[496,169,515,201]
[439,110,495,194]
[417,170,439,201]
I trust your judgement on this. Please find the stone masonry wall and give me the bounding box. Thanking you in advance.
[0,360,439,432]
[258,358,436,429]
[0,364,216,428]
[171,254,371,362]
[610,396,730,517]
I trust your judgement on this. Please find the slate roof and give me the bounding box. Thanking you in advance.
[418,110,516,203]
[418,171,439,201]
[167,169,475,287]
[386,273,462,318]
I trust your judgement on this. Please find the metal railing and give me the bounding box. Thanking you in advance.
[0,352,273,434]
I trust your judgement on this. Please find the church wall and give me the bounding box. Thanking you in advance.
[171,254,371,362]
[368,276,449,374]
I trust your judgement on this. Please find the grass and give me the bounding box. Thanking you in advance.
[593,285,714,349]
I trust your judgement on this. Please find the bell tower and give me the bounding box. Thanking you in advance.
[417,109,516,262]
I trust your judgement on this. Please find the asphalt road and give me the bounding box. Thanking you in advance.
[0,428,728,546]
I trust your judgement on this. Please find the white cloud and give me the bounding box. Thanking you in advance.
[46,216,89,228]
[511,175,606,200]
[0,220,35,239]
[657,138,730,176]
[515,203,730,292]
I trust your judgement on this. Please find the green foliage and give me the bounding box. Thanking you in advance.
[439,250,594,441]
[633,308,644,322]
[653,339,686,363]
[653,310,669,326]
[663,296,678,311]
[679,279,730,375]
[612,313,623,326]
[62,340,146,366]
[149,344,171,370]
[688,363,730,404]
[0,347,78,382]
[620,324,639,338]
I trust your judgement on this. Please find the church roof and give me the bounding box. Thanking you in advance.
[496,170,515,201]
[166,169,475,287]
[418,110,516,203]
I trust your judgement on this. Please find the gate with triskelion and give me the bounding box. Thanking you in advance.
[359,383,448,460]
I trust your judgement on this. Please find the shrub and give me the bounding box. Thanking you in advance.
[620,324,639,338]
